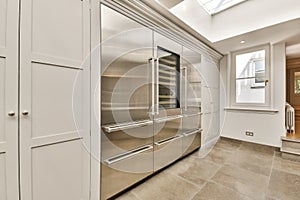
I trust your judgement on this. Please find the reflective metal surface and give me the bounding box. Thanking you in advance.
[100,5,154,199]
[100,5,203,200]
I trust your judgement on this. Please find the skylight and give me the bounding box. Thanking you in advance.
[197,0,247,15]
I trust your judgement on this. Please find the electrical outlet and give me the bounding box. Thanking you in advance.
[245,131,254,136]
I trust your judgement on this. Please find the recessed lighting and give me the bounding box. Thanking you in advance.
[240,40,245,44]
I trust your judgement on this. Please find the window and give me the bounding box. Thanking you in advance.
[295,72,300,94]
[197,0,247,15]
[231,44,270,107]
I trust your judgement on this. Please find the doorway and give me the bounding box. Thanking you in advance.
[286,57,300,138]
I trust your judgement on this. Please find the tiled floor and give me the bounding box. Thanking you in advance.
[116,137,300,200]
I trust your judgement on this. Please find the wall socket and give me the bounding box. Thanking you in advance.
[245,131,254,136]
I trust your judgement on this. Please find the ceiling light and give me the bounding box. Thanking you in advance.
[240,40,245,44]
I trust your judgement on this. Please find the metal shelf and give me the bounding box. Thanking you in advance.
[102,106,149,111]
[159,63,176,71]
[159,58,176,65]
[159,76,176,81]
[159,95,176,99]
[159,101,176,105]
[102,74,147,79]
[159,69,176,76]
[159,81,176,87]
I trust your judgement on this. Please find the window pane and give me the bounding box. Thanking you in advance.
[295,72,300,94]
[236,78,265,103]
[197,0,247,15]
[236,50,265,79]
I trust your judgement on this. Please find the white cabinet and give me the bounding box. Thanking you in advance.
[200,56,220,146]
[0,0,92,200]
[19,0,91,199]
[0,0,19,199]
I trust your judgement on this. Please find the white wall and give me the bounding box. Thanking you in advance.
[220,43,286,147]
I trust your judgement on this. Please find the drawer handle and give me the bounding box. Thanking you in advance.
[104,145,153,165]
[103,120,153,133]
[183,112,202,118]
[155,115,182,123]
[154,135,183,146]
[183,129,202,137]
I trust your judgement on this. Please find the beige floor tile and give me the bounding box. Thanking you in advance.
[211,165,268,200]
[265,197,277,200]
[273,155,300,176]
[214,137,242,152]
[239,142,275,159]
[166,156,221,186]
[226,149,273,176]
[130,171,200,200]
[191,182,252,200]
[115,191,140,200]
[267,169,300,200]
[202,147,234,165]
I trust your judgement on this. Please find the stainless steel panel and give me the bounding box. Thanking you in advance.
[182,129,202,156]
[101,54,152,124]
[101,124,153,160]
[154,109,182,142]
[153,34,183,171]
[182,47,202,114]
[182,113,201,131]
[101,5,154,199]
[101,145,153,200]
[101,5,153,125]
[154,135,183,171]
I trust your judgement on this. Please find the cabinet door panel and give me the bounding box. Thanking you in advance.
[0,0,19,199]
[20,0,90,200]
[31,140,88,200]
[0,58,5,143]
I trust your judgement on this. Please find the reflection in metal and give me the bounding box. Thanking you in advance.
[100,4,208,200]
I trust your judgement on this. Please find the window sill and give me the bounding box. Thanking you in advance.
[224,107,279,114]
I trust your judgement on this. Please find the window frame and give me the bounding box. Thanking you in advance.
[230,44,271,108]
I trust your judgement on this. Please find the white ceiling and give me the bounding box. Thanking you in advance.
[157,0,300,57]
[212,18,300,55]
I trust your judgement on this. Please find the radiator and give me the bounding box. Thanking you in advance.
[286,104,295,132]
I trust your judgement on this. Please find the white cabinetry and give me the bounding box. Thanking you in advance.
[19,0,91,199]
[0,0,92,199]
[0,0,19,199]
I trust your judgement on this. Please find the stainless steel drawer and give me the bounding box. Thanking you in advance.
[154,115,182,142]
[182,129,202,156]
[182,112,201,130]
[101,145,153,200]
[101,121,153,159]
[154,135,183,171]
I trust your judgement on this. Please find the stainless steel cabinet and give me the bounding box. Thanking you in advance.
[100,5,154,199]
[181,47,202,156]
[100,5,202,199]
[152,34,183,171]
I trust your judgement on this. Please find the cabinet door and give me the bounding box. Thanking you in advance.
[182,47,202,114]
[19,0,91,200]
[0,0,19,199]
